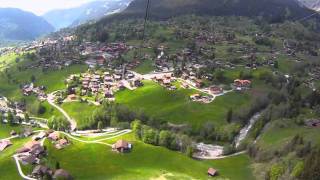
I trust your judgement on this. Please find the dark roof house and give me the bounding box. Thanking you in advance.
[53,169,73,180]
[32,165,52,178]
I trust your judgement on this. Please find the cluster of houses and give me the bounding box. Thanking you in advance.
[32,166,73,180]
[74,70,143,100]
[28,38,81,70]
[14,130,72,179]
[152,74,177,90]
[47,131,70,150]
[190,94,213,104]
[154,46,174,72]
[0,128,41,152]
[16,140,45,165]
[181,71,204,89]
[22,83,47,101]
[82,42,132,68]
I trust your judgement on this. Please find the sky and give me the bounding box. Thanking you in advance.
[0,0,99,15]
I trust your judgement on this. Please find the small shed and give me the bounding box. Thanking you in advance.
[208,168,217,177]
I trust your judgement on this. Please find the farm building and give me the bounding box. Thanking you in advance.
[112,140,132,153]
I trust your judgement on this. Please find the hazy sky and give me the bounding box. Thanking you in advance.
[0,0,99,15]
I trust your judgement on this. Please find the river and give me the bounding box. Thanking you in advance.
[234,113,262,148]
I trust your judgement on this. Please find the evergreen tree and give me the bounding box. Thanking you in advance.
[7,111,14,126]
[97,121,104,131]
[55,162,60,170]
[274,61,279,69]
[0,113,3,124]
[131,120,142,139]
[186,146,194,158]
[226,108,233,123]
[24,113,30,123]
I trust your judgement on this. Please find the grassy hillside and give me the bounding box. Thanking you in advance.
[61,102,98,129]
[45,133,254,180]
[116,81,251,129]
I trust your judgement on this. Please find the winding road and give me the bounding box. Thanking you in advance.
[13,154,37,180]
[47,92,77,131]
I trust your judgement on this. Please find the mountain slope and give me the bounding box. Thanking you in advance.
[99,0,318,23]
[298,0,320,11]
[0,8,54,41]
[43,0,133,30]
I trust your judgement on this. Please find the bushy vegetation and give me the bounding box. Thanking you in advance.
[131,120,193,156]
[47,116,70,131]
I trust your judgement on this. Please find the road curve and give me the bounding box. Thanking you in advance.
[13,155,37,180]
[47,93,77,131]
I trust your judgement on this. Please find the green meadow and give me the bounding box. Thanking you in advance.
[44,133,254,180]
[61,102,98,129]
[116,81,251,129]
[257,119,320,149]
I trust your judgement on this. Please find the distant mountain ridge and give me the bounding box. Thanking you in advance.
[0,8,54,41]
[43,0,133,30]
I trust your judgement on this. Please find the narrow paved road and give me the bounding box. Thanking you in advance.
[61,129,132,147]
[47,92,77,131]
[13,154,37,180]
[193,151,246,160]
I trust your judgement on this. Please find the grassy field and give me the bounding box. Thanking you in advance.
[0,53,19,71]
[0,124,26,139]
[0,56,87,101]
[61,102,98,129]
[37,101,64,119]
[257,119,320,149]
[45,133,254,180]
[133,60,155,74]
[116,81,251,129]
